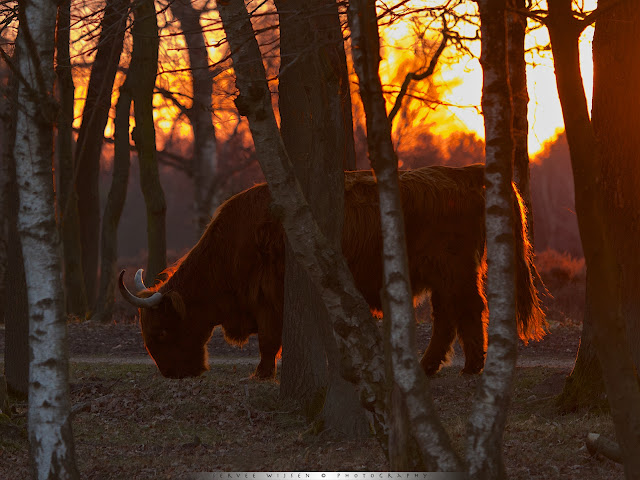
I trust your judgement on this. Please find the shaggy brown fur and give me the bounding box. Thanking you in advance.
[128,163,546,379]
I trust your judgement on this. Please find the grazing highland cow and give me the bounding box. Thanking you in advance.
[119,163,545,379]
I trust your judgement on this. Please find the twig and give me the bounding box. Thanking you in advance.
[388,25,448,124]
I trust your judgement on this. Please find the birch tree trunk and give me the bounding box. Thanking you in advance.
[131,0,167,284]
[347,0,462,471]
[466,2,517,478]
[169,0,218,236]
[74,0,129,307]
[14,1,79,477]
[56,0,88,318]
[216,0,390,449]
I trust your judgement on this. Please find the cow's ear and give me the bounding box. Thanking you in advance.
[166,291,186,320]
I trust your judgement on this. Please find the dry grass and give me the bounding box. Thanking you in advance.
[0,361,622,479]
[0,251,622,478]
[536,250,586,325]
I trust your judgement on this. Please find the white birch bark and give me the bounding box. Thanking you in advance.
[466,1,517,478]
[347,0,462,471]
[14,1,79,478]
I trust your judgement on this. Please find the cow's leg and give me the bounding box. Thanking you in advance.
[420,291,457,376]
[455,285,487,375]
[254,309,283,379]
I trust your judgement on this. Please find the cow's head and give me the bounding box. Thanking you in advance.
[119,270,210,379]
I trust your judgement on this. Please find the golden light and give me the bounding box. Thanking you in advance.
[65,0,598,163]
[378,0,597,156]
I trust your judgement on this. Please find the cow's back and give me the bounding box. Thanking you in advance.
[210,164,486,317]
[342,164,486,309]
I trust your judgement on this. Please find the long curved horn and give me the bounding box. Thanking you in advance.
[118,270,162,308]
[134,269,149,292]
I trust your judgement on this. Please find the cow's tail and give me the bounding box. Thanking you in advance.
[513,184,548,342]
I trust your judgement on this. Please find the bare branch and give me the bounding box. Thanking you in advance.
[388,26,448,124]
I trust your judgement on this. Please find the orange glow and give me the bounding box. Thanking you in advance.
[377,0,597,156]
[62,0,596,162]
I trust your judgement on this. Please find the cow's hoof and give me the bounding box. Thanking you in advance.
[252,366,276,380]
[421,362,442,376]
[460,364,483,375]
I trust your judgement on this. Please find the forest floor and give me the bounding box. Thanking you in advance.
[0,251,624,479]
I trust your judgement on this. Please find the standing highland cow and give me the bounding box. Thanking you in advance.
[120,164,546,379]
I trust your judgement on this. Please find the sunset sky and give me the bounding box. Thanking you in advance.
[378,0,597,156]
[77,0,598,160]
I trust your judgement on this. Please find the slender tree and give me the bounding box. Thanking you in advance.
[169,0,219,236]
[14,0,79,476]
[544,0,606,412]
[74,0,129,307]
[1,50,29,396]
[56,0,87,317]
[131,0,167,284]
[508,0,532,242]
[348,0,462,471]
[93,72,133,323]
[466,1,517,478]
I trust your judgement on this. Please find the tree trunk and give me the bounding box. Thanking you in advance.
[74,0,129,307]
[276,0,368,438]
[93,75,133,323]
[508,0,532,244]
[546,0,605,413]
[169,0,219,237]
[466,2,517,478]
[1,57,29,397]
[14,1,79,477]
[216,0,390,450]
[0,64,9,329]
[56,0,88,318]
[590,1,640,476]
[131,0,167,284]
[347,0,461,471]
[557,302,606,412]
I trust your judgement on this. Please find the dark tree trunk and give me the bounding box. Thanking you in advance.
[0,89,6,331]
[276,0,367,437]
[546,0,606,413]
[590,1,640,475]
[1,47,28,397]
[131,0,166,284]
[93,76,133,323]
[74,0,128,307]
[169,0,219,236]
[508,0,532,243]
[467,1,517,478]
[56,0,88,318]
